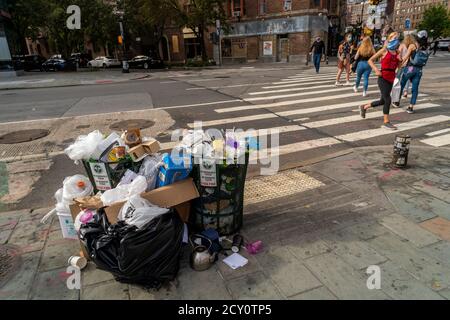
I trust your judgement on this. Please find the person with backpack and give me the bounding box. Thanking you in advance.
[397,30,430,114]
[391,35,416,106]
[310,37,325,73]
[359,32,402,130]
[352,36,376,97]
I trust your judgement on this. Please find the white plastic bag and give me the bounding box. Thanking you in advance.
[100,175,147,206]
[138,154,163,191]
[118,195,169,229]
[64,130,104,163]
[391,77,401,104]
[62,175,93,203]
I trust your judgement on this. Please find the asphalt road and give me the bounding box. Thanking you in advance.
[1,53,450,211]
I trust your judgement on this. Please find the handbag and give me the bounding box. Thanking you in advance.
[351,57,360,73]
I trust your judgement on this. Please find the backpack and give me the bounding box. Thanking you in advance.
[410,49,429,67]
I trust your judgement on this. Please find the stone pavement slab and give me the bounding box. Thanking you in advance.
[177,266,231,300]
[226,272,283,300]
[8,218,51,253]
[282,235,331,260]
[379,213,441,248]
[375,261,444,300]
[39,238,81,272]
[254,246,322,297]
[345,221,390,241]
[419,217,450,242]
[81,280,129,300]
[420,241,450,266]
[81,263,115,287]
[0,252,40,300]
[289,286,337,300]
[30,267,79,300]
[322,230,388,270]
[304,252,390,300]
[216,249,264,282]
[367,234,450,291]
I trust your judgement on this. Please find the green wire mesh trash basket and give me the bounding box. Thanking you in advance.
[82,156,141,193]
[191,152,249,236]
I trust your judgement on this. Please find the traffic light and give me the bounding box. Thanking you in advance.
[118,35,123,45]
[368,0,381,5]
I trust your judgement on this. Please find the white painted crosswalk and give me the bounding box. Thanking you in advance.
[178,70,449,161]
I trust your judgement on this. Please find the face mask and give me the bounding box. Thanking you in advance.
[387,39,399,51]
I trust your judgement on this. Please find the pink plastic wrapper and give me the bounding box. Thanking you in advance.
[245,240,263,255]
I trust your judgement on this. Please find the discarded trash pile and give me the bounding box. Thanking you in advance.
[42,127,262,288]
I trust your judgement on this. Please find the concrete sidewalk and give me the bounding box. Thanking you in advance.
[1,145,449,300]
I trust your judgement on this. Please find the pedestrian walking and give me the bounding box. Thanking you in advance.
[335,34,353,86]
[432,39,439,56]
[394,35,416,103]
[310,37,325,73]
[359,32,402,130]
[396,30,430,114]
[352,36,376,97]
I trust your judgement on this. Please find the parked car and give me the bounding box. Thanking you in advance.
[437,38,450,51]
[128,55,164,69]
[70,53,92,68]
[87,56,121,68]
[42,57,77,72]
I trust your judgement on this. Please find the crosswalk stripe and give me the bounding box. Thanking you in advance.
[336,115,450,142]
[301,103,440,128]
[188,113,277,127]
[284,74,338,81]
[274,76,338,85]
[250,137,341,161]
[420,134,450,147]
[251,82,374,95]
[262,77,376,89]
[425,128,450,137]
[253,115,449,161]
[215,92,377,114]
[160,125,307,151]
[244,85,378,101]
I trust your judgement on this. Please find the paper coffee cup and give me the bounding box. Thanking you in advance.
[68,256,87,269]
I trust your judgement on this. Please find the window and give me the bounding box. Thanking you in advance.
[259,0,267,15]
[311,0,321,7]
[284,0,292,11]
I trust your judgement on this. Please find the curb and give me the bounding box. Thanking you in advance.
[0,74,152,91]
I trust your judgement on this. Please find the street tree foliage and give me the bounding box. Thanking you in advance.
[7,0,47,54]
[177,0,229,61]
[8,0,117,57]
[118,0,181,55]
[418,4,450,39]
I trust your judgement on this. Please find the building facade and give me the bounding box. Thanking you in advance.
[219,0,342,63]
[0,0,14,76]
[391,0,449,32]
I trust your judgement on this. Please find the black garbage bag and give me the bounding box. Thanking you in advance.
[79,209,184,287]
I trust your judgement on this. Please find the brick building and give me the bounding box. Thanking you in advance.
[391,0,449,32]
[219,0,344,63]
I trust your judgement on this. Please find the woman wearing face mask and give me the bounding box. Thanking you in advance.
[396,30,430,114]
[359,32,402,130]
[393,35,416,105]
[336,34,353,86]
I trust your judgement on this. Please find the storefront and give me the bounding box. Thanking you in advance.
[222,14,329,64]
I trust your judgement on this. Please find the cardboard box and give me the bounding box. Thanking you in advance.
[128,139,161,162]
[157,153,192,187]
[104,177,199,223]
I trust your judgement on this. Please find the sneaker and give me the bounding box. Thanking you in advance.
[362,91,367,97]
[391,102,400,108]
[359,105,367,119]
[406,107,415,114]
[335,81,340,86]
[353,85,358,93]
[345,81,351,86]
[381,122,398,130]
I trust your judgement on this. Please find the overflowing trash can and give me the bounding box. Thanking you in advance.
[191,149,249,236]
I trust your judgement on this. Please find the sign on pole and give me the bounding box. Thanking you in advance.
[405,18,411,30]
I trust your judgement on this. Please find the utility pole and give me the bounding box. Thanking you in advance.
[216,19,222,66]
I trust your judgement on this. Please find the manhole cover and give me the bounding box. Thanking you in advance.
[0,244,22,288]
[0,129,50,144]
[109,119,154,131]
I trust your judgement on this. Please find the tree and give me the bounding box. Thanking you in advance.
[418,4,450,39]
[176,0,228,61]
[7,0,49,54]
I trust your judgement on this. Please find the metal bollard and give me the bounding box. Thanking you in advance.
[392,135,411,168]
